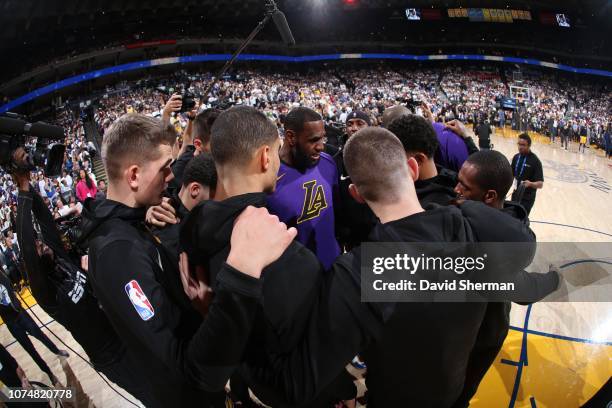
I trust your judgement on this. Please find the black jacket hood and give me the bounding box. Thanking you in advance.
[79,199,146,246]
[180,193,267,265]
[502,200,530,226]
[414,166,458,207]
[369,204,470,243]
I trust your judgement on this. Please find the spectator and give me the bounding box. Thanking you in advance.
[75,169,97,202]
[95,180,107,200]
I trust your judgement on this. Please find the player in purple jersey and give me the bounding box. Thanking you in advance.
[267,107,341,269]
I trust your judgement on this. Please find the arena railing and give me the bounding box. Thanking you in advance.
[1,52,611,114]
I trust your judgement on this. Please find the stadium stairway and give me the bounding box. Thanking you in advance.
[436,71,451,104]
[82,119,107,183]
[499,68,510,90]
[333,71,355,93]
[92,156,106,183]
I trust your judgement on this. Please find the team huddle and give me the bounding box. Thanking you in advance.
[8,98,562,407]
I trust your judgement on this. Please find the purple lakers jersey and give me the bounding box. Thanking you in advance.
[267,152,341,269]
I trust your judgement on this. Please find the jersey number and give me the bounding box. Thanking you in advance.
[297,180,328,223]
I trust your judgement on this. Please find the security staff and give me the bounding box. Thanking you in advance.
[475,120,492,149]
[511,133,544,215]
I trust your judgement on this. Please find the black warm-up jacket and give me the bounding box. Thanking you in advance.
[219,200,559,407]
[180,192,329,406]
[363,205,487,407]
[220,205,483,407]
[80,198,263,408]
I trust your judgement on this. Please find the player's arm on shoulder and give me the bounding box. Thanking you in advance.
[95,239,264,391]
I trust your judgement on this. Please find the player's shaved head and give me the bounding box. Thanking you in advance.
[381,105,411,128]
[343,127,409,204]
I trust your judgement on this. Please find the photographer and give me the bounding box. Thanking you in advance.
[0,266,66,385]
[162,92,220,190]
[2,236,22,289]
[10,147,153,405]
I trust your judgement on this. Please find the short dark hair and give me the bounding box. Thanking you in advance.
[465,150,513,200]
[283,107,322,133]
[210,106,278,166]
[518,133,532,146]
[102,114,176,182]
[344,127,408,203]
[387,114,440,158]
[192,109,220,145]
[182,152,217,189]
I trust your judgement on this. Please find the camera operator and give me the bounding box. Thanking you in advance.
[10,147,154,405]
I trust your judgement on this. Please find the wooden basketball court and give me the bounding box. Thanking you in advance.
[469,129,612,407]
[1,128,610,407]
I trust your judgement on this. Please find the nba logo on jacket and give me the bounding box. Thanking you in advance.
[125,280,155,321]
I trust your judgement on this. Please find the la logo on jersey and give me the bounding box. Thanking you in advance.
[125,280,155,321]
[298,180,328,223]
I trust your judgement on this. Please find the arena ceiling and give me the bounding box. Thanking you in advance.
[1,0,609,42]
[0,0,610,98]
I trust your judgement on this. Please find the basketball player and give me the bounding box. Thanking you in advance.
[11,147,155,403]
[336,110,375,370]
[380,105,410,127]
[579,132,587,153]
[143,153,219,324]
[383,105,475,172]
[456,150,527,216]
[453,150,559,406]
[179,106,333,407]
[387,114,457,206]
[267,107,341,269]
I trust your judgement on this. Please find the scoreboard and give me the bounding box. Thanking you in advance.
[405,8,569,27]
